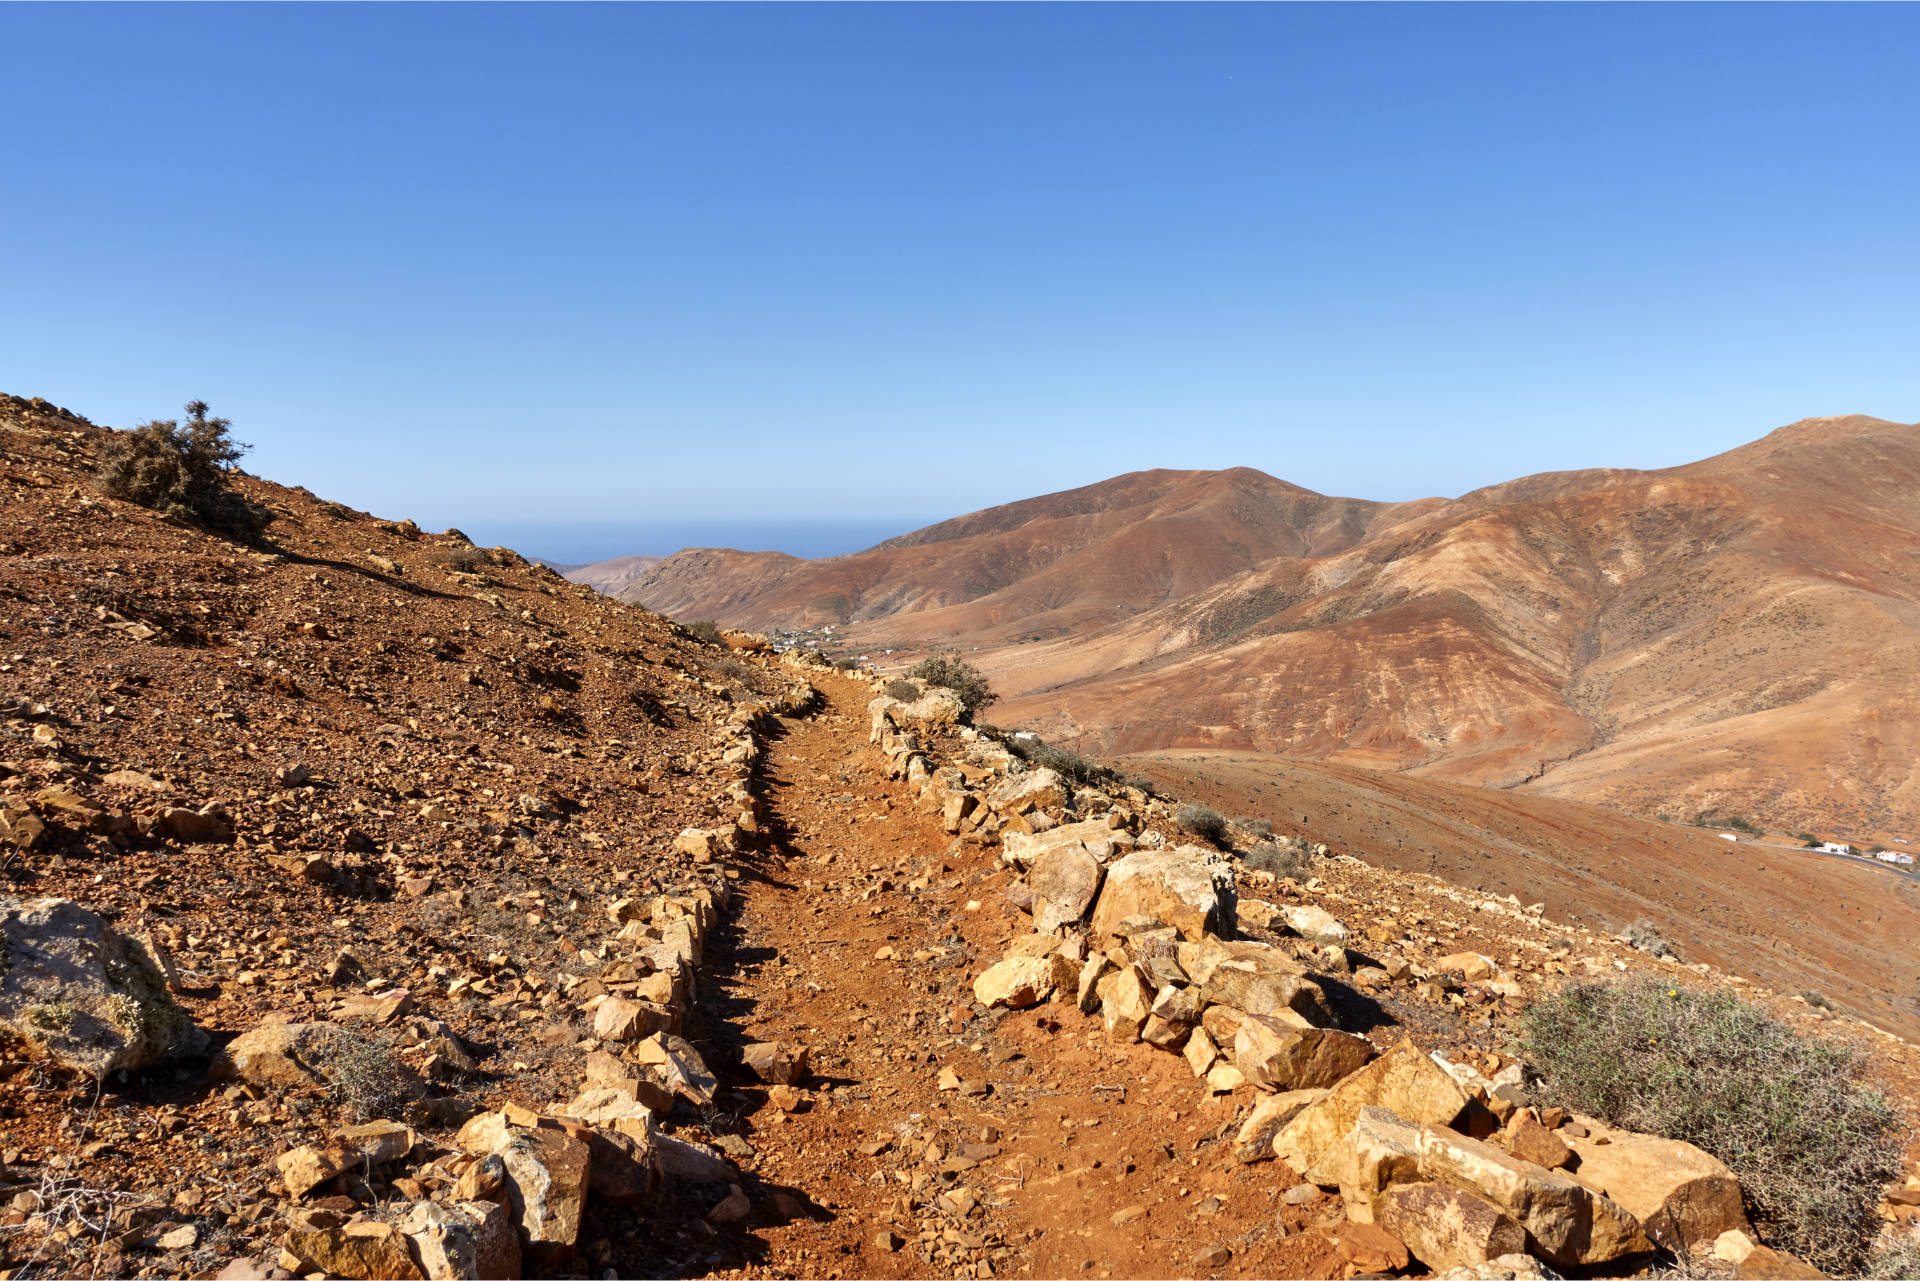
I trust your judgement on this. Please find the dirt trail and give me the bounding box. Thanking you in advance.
[687,675,1355,1281]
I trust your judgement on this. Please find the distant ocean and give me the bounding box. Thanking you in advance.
[455,517,940,568]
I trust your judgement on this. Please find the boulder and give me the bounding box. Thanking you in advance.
[634,1032,718,1105]
[1002,818,1126,870]
[872,689,965,734]
[1432,1253,1558,1280]
[401,1200,522,1280]
[987,769,1066,816]
[277,1143,352,1198]
[0,897,207,1078]
[1376,1182,1528,1272]
[973,957,1057,1009]
[455,1114,590,1266]
[334,1120,417,1165]
[1233,1088,1330,1162]
[1273,1038,1473,1175]
[1232,1016,1375,1091]
[1089,845,1236,942]
[654,1134,736,1183]
[1094,966,1153,1042]
[1029,843,1104,933]
[1435,952,1500,981]
[1315,1107,1652,1269]
[1561,1125,1748,1252]
[283,1218,423,1280]
[1281,904,1350,947]
[591,996,660,1043]
[1197,957,1331,1025]
[741,1041,810,1085]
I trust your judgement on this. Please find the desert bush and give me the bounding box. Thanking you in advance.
[1864,1239,1920,1280]
[1801,989,1834,1011]
[1692,810,1759,833]
[1245,840,1308,880]
[884,678,923,702]
[1522,979,1903,1273]
[430,545,489,573]
[907,652,996,718]
[829,655,863,671]
[97,400,272,537]
[323,1032,418,1123]
[1237,816,1275,838]
[682,619,725,646]
[1006,736,1117,789]
[1624,918,1679,959]
[1176,803,1230,846]
[1796,832,1820,848]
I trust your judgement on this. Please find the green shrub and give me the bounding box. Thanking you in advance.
[1522,980,1903,1273]
[1245,840,1308,880]
[907,652,996,718]
[682,619,725,646]
[1176,803,1230,846]
[97,400,272,537]
[1796,833,1820,848]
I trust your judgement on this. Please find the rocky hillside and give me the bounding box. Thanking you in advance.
[3,391,1915,1281]
[621,415,1920,835]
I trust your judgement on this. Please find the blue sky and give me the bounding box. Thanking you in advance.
[3,4,1916,560]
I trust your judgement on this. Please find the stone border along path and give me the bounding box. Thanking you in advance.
[251,642,823,1280]
[650,667,1827,1281]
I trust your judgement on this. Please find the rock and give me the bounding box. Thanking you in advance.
[1234,1088,1330,1162]
[1503,1110,1572,1171]
[402,1199,522,1280]
[1375,1182,1528,1272]
[0,897,207,1077]
[1095,966,1153,1042]
[283,1219,424,1280]
[591,996,660,1043]
[1076,954,1111,1013]
[741,1040,810,1085]
[334,1120,417,1164]
[1273,1038,1474,1175]
[1713,1229,1758,1265]
[672,827,732,863]
[1433,1254,1558,1280]
[973,956,1057,1009]
[579,1124,658,1207]
[278,1143,352,1198]
[1435,952,1499,981]
[1315,1107,1652,1269]
[1192,1243,1232,1267]
[634,1032,718,1105]
[1281,904,1349,947]
[455,1114,590,1266]
[1335,1219,1411,1273]
[152,804,235,843]
[876,1230,904,1252]
[655,1134,736,1183]
[455,1153,508,1204]
[1002,818,1127,870]
[708,1184,752,1223]
[1198,956,1331,1025]
[1232,1016,1375,1091]
[1561,1125,1749,1252]
[1732,1245,1826,1279]
[988,768,1067,816]
[156,1224,199,1250]
[875,687,965,733]
[1029,843,1105,933]
[1090,845,1237,941]
[1184,1024,1221,1078]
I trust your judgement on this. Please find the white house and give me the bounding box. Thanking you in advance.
[1718,833,1739,842]
[1878,851,1915,866]
[1820,842,1854,855]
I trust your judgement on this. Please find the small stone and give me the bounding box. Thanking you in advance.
[1192,1244,1231,1267]
[709,1184,751,1223]
[156,1224,199,1250]
[876,1230,904,1252]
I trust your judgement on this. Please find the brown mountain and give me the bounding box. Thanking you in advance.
[559,553,663,597]
[625,414,1920,833]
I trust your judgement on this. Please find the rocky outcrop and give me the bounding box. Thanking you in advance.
[0,896,207,1077]
[1088,845,1237,941]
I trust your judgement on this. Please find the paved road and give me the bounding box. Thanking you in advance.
[1721,835,1920,882]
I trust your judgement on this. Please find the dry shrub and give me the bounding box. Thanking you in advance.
[884,677,923,703]
[1522,979,1902,1273]
[322,1032,421,1123]
[1175,802,1230,846]
[1245,840,1309,880]
[682,619,725,646]
[97,400,272,537]
[907,652,996,718]
[1625,918,1679,959]
[1006,736,1116,789]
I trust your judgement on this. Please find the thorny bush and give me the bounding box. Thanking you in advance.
[1522,979,1903,1274]
[97,400,272,537]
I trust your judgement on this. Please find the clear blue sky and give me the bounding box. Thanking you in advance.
[3,4,1916,560]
